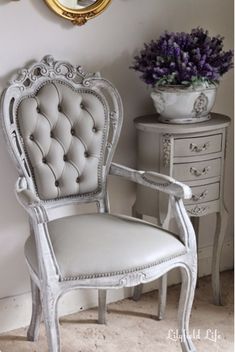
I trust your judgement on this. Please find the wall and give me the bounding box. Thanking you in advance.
[0,0,233,332]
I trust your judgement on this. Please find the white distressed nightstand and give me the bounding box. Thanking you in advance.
[133,113,230,305]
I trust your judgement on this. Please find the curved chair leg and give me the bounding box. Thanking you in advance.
[158,274,167,320]
[178,265,197,352]
[98,289,107,324]
[42,290,60,352]
[212,205,228,305]
[133,284,143,301]
[27,279,42,342]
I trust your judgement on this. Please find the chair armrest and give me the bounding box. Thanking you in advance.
[110,163,192,199]
[15,177,48,223]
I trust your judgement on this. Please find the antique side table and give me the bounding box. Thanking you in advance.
[132,113,230,305]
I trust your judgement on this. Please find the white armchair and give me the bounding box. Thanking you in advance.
[1,56,197,352]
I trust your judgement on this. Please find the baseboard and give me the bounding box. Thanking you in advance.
[0,240,233,334]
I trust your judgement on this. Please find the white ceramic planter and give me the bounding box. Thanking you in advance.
[151,85,217,124]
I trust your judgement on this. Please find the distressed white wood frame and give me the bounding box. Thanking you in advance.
[1,56,197,352]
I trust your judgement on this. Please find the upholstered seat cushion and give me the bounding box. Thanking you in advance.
[25,213,186,280]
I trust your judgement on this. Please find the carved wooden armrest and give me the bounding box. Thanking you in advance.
[110,163,195,248]
[110,163,192,200]
[16,177,40,206]
[15,177,48,223]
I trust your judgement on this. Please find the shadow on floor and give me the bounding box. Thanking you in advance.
[60,318,98,325]
[0,335,27,342]
[107,308,158,321]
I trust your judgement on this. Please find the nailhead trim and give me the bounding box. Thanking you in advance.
[60,250,187,282]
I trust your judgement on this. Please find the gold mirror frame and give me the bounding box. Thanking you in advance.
[44,0,112,25]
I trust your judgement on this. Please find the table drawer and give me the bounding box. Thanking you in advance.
[184,182,220,205]
[174,134,222,157]
[173,158,221,181]
[186,200,219,217]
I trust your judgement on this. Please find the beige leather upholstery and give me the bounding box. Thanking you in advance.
[17,81,108,200]
[25,213,186,280]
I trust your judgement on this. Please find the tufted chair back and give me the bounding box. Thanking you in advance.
[1,56,123,206]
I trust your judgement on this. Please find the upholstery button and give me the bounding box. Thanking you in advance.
[50,131,54,138]
[36,107,40,113]
[55,180,59,187]
[63,155,68,162]
[80,103,84,109]
[84,151,89,158]
[76,177,80,183]
[71,128,75,136]
[29,134,34,141]
[42,157,47,164]
[58,105,62,112]
[92,127,97,133]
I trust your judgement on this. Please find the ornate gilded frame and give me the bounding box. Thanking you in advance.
[44,0,112,25]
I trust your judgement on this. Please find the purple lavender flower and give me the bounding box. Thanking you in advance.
[131,28,233,87]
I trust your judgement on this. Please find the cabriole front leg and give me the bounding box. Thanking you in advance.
[27,278,42,342]
[178,264,197,352]
[212,204,228,305]
[42,289,60,352]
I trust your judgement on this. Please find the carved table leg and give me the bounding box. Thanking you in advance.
[132,206,143,221]
[212,204,228,305]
